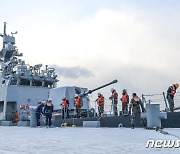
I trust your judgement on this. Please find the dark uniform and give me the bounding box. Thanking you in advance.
[109,89,118,116]
[166,83,179,112]
[120,89,129,115]
[44,100,54,127]
[96,93,105,117]
[35,102,44,126]
[60,97,69,119]
[129,93,145,129]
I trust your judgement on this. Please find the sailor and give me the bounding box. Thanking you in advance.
[166,83,179,112]
[109,88,118,116]
[120,89,129,115]
[74,94,82,118]
[95,92,105,117]
[35,101,44,127]
[60,97,69,119]
[129,93,145,129]
[13,111,19,123]
[44,99,54,128]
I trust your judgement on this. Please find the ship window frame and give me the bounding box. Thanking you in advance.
[32,80,42,87]
[10,78,17,85]
[6,101,17,121]
[0,101,4,113]
[19,78,30,86]
[44,81,53,88]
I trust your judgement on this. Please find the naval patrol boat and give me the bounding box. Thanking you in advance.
[1,22,179,128]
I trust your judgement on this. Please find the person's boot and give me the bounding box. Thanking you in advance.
[131,124,134,129]
[141,120,147,128]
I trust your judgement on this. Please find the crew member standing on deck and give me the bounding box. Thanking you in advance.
[129,93,145,129]
[120,89,129,115]
[95,92,105,117]
[35,101,44,127]
[166,83,179,112]
[60,97,69,119]
[74,94,82,118]
[44,99,54,128]
[109,88,118,116]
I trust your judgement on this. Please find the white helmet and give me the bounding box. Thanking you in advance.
[41,100,45,104]
[62,97,66,100]
[75,94,78,97]
[111,88,114,92]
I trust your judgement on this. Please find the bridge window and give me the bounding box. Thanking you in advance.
[10,78,17,85]
[44,81,53,88]
[19,79,30,86]
[32,80,42,87]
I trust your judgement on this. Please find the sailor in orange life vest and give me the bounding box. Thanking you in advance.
[60,97,69,119]
[109,88,118,116]
[74,94,82,118]
[129,93,145,129]
[95,93,105,117]
[120,89,129,115]
[166,83,179,112]
[13,110,19,123]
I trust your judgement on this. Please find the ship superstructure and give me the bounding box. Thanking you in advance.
[0,22,58,121]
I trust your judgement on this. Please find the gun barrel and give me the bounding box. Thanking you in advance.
[81,79,118,97]
[89,79,118,93]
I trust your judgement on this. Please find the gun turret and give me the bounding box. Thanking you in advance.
[80,79,118,97]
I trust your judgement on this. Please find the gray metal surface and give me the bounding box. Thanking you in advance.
[83,121,100,127]
[1,121,17,126]
[30,107,37,127]
[141,104,167,128]
[17,121,30,127]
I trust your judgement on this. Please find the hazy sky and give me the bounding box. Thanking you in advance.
[1,0,180,107]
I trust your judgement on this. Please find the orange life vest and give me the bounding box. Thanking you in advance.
[171,85,176,96]
[97,96,104,106]
[74,96,81,107]
[13,111,19,123]
[121,93,128,103]
[62,99,68,108]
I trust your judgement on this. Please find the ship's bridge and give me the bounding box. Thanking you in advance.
[9,75,57,88]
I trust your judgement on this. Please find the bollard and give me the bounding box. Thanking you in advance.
[141,104,167,128]
[29,106,37,127]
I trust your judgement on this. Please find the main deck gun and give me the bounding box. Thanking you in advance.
[80,79,118,97]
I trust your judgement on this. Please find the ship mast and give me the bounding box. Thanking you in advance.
[0,22,7,49]
[0,22,58,86]
[3,22,7,49]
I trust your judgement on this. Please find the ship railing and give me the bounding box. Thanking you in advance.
[89,99,126,117]
[88,92,180,117]
[142,92,180,112]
